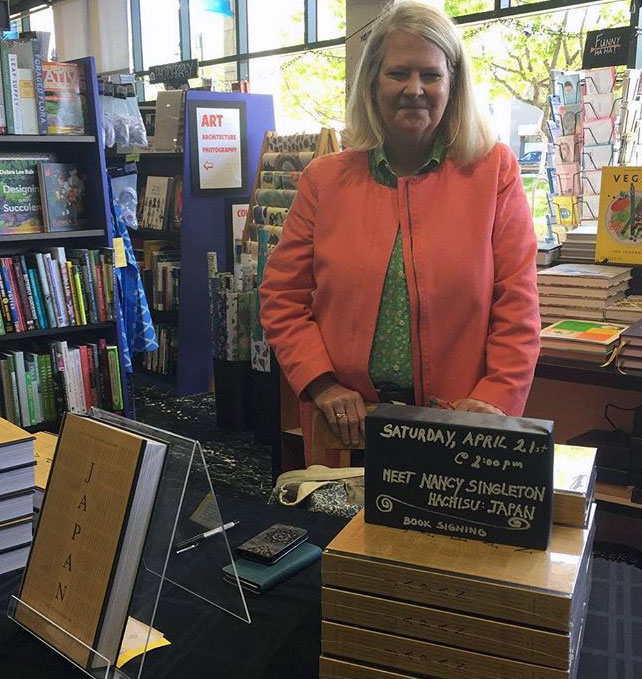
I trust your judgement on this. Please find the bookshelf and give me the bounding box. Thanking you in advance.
[116,91,275,395]
[0,56,129,424]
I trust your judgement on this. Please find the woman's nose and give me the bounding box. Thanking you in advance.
[403,72,423,97]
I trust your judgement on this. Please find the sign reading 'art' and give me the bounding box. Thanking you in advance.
[364,404,554,550]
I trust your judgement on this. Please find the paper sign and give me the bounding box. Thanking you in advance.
[232,203,249,242]
[196,106,242,190]
[113,238,127,268]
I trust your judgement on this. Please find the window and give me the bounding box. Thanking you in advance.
[249,45,345,133]
[140,0,181,69]
[28,7,56,61]
[317,0,346,41]
[459,0,630,237]
[247,0,304,52]
[190,0,236,61]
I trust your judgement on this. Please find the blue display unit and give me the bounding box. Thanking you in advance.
[177,91,274,395]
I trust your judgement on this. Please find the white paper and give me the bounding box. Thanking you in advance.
[196,107,242,190]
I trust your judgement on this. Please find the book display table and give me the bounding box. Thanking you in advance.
[0,494,641,677]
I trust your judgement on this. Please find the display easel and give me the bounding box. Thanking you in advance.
[8,408,249,678]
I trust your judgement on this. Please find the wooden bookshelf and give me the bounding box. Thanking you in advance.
[595,482,642,508]
[536,356,642,391]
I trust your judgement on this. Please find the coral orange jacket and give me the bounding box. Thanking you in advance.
[259,143,540,445]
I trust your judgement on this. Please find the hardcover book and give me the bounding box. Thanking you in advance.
[537,263,632,288]
[140,176,173,230]
[0,158,44,234]
[37,163,88,232]
[42,61,86,135]
[15,414,167,668]
[596,167,642,264]
[323,506,595,632]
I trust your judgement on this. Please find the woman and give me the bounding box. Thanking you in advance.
[259,1,540,456]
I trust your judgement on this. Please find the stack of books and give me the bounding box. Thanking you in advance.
[536,241,561,267]
[553,444,597,528]
[615,318,642,372]
[559,224,597,262]
[540,319,628,363]
[321,504,595,679]
[32,431,56,516]
[537,263,632,325]
[0,418,35,576]
[604,295,642,324]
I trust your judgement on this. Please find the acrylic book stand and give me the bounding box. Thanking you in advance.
[8,408,249,678]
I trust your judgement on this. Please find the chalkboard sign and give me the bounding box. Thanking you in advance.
[149,59,198,88]
[582,27,631,69]
[364,404,554,550]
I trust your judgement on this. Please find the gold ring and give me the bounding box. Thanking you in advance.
[336,412,347,419]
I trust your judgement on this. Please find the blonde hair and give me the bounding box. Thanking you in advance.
[345,0,496,167]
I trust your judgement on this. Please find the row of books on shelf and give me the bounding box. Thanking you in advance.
[0,248,113,335]
[0,338,123,429]
[150,250,180,312]
[139,323,177,377]
[1,155,89,234]
[0,34,87,136]
[137,175,182,231]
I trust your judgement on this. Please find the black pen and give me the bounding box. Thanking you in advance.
[175,520,240,553]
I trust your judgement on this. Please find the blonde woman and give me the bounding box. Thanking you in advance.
[260,1,540,458]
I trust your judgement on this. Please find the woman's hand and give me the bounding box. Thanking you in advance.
[451,398,504,416]
[307,374,366,447]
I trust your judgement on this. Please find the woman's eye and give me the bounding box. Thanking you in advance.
[422,73,441,82]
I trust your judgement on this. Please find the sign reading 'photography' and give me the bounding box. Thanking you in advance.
[364,404,554,550]
[149,59,198,87]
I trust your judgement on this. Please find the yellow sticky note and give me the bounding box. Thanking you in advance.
[116,617,170,668]
[125,153,141,162]
[113,237,127,268]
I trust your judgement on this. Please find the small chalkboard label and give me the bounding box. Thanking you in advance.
[582,26,631,69]
[364,404,554,550]
[149,59,198,88]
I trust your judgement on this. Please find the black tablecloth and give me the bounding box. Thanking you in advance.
[0,496,641,679]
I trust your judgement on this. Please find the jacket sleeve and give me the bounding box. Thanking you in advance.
[468,146,540,415]
[259,160,336,398]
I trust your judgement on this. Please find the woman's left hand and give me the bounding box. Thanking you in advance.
[451,398,504,415]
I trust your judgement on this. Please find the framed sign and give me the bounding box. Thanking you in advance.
[582,27,632,69]
[188,100,248,197]
[364,404,554,550]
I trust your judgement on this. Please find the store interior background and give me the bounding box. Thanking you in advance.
[7,0,642,462]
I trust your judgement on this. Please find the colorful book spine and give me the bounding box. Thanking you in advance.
[27,267,47,329]
[33,252,57,328]
[11,350,30,426]
[0,265,15,333]
[106,345,123,410]
[72,264,87,325]
[12,258,35,331]
[90,250,107,322]
[21,257,43,329]
[66,260,80,324]
[51,250,76,325]
[77,344,92,409]
[30,37,48,135]
[7,53,22,135]
[0,357,17,424]
[0,56,6,134]
[98,338,112,408]
[0,42,14,133]
[43,253,67,327]
[1,259,23,332]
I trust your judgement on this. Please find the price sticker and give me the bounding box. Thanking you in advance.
[113,238,127,268]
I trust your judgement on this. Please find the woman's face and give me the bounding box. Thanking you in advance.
[375,30,451,148]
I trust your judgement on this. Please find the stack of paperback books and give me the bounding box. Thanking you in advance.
[604,295,642,324]
[614,318,642,372]
[540,319,628,363]
[537,263,632,325]
[559,224,597,262]
[320,503,595,679]
[0,418,34,576]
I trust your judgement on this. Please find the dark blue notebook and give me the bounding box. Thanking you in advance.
[222,542,321,594]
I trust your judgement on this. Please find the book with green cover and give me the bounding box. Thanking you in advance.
[0,159,44,234]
